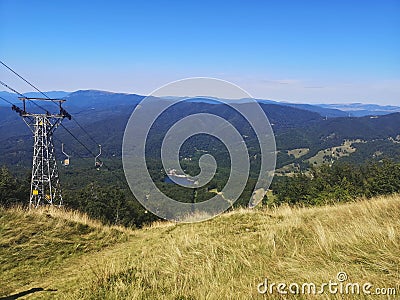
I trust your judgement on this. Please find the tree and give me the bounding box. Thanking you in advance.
[0,166,28,207]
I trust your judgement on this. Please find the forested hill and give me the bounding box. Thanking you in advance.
[0,90,399,169]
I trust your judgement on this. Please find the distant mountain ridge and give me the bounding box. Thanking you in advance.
[1,89,399,117]
[64,90,144,108]
[319,103,400,117]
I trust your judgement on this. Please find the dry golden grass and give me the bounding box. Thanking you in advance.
[0,206,133,298]
[78,195,400,299]
[1,196,399,299]
[6,205,131,233]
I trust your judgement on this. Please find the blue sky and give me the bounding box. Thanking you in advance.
[1,0,399,104]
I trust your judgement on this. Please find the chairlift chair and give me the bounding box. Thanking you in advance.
[61,143,70,166]
[95,144,103,168]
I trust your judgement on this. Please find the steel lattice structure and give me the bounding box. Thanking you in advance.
[13,97,71,207]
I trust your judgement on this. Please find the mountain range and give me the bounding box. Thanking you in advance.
[1,90,399,117]
[0,89,399,172]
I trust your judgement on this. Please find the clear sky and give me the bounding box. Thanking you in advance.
[1,0,399,104]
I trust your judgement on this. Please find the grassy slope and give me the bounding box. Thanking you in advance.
[1,196,399,299]
[0,207,132,298]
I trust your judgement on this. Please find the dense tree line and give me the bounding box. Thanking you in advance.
[2,159,400,227]
[63,183,158,227]
[0,167,29,207]
[271,160,400,205]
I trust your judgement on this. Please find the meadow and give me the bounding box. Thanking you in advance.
[1,195,399,299]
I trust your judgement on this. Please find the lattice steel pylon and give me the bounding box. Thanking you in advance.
[12,97,71,207]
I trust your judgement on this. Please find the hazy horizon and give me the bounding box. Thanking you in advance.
[1,88,400,108]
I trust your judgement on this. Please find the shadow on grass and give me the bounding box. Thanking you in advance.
[0,287,57,300]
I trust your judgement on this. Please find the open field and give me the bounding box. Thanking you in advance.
[1,195,399,299]
[307,140,359,166]
[287,148,310,159]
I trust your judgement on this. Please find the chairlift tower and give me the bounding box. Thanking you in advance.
[12,97,71,207]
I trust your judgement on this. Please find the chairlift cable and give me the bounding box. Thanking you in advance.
[1,61,102,148]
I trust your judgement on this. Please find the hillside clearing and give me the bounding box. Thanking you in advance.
[287,148,310,158]
[307,140,358,166]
